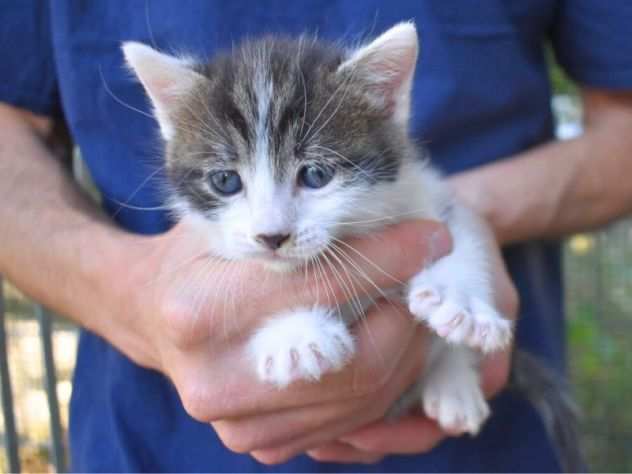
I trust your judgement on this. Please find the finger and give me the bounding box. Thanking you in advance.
[162,219,450,347]
[306,441,385,464]
[233,220,451,322]
[484,231,519,321]
[215,324,428,456]
[292,219,452,308]
[481,348,511,398]
[199,301,424,421]
[339,415,445,454]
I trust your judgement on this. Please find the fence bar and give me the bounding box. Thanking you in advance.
[0,278,21,473]
[36,306,66,473]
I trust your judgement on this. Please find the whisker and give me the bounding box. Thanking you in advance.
[328,243,381,311]
[320,250,359,321]
[329,239,398,296]
[323,247,365,321]
[326,244,384,364]
[336,207,429,226]
[99,65,154,119]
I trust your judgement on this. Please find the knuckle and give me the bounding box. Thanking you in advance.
[483,352,511,397]
[251,449,291,465]
[489,361,510,394]
[180,381,213,422]
[215,425,253,454]
[499,279,520,320]
[306,450,329,462]
[507,285,520,318]
[214,420,272,454]
[160,294,217,347]
[161,297,196,346]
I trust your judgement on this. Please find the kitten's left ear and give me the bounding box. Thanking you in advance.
[122,42,206,140]
[337,22,419,125]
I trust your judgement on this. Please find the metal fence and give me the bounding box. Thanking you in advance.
[0,279,67,473]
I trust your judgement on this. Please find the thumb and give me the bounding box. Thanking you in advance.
[295,219,452,307]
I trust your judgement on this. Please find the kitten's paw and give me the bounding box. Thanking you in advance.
[422,365,490,436]
[247,307,354,388]
[408,280,512,353]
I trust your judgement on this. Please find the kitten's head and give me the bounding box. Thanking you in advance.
[123,22,419,269]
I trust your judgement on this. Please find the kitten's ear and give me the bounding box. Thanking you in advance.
[122,42,205,140]
[337,22,418,125]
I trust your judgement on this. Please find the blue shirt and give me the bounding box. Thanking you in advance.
[3,1,632,471]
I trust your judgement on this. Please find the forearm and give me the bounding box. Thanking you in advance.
[0,103,153,365]
[451,90,632,245]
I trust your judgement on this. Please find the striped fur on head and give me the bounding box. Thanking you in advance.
[123,22,420,268]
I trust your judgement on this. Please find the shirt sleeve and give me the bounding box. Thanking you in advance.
[552,1,632,90]
[0,2,60,115]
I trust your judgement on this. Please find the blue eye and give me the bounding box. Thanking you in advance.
[298,165,334,189]
[209,170,242,195]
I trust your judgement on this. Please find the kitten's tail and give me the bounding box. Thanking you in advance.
[509,349,586,473]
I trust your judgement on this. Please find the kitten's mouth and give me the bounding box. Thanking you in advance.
[253,249,313,271]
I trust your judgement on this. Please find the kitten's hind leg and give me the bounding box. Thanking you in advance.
[421,340,490,435]
[247,307,354,388]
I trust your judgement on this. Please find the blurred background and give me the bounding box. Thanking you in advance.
[1,56,631,473]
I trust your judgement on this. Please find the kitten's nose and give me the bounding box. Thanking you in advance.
[256,233,290,251]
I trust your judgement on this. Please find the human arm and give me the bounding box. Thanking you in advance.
[0,103,164,367]
[451,88,632,245]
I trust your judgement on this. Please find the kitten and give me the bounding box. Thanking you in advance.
[121,23,578,455]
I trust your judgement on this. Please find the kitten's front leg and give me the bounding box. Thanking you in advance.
[247,307,355,388]
[407,204,513,353]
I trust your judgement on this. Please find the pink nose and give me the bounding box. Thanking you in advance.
[256,233,290,250]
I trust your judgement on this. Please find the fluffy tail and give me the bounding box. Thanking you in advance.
[509,349,586,473]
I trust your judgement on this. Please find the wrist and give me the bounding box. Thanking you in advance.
[449,173,506,243]
[77,222,163,369]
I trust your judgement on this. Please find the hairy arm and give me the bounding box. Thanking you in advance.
[451,89,632,244]
[0,103,159,365]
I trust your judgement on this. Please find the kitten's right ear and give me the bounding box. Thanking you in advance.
[122,42,205,140]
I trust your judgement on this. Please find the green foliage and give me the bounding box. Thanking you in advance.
[565,223,632,472]
[546,46,578,96]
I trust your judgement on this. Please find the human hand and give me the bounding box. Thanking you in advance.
[301,218,519,464]
[111,218,452,457]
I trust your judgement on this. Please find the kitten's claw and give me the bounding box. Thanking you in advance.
[408,281,512,353]
[247,307,354,387]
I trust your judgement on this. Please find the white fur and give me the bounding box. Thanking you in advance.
[247,307,355,387]
[407,204,513,353]
[421,340,490,435]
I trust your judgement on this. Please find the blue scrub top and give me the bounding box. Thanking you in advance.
[3,1,632,471]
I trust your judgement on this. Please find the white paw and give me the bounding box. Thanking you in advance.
[247,307,354,388]
[422,364,490,436]
[408,277,512,353]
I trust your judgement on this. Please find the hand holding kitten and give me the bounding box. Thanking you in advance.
[304,223,518,464]
[121,218,451,449]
